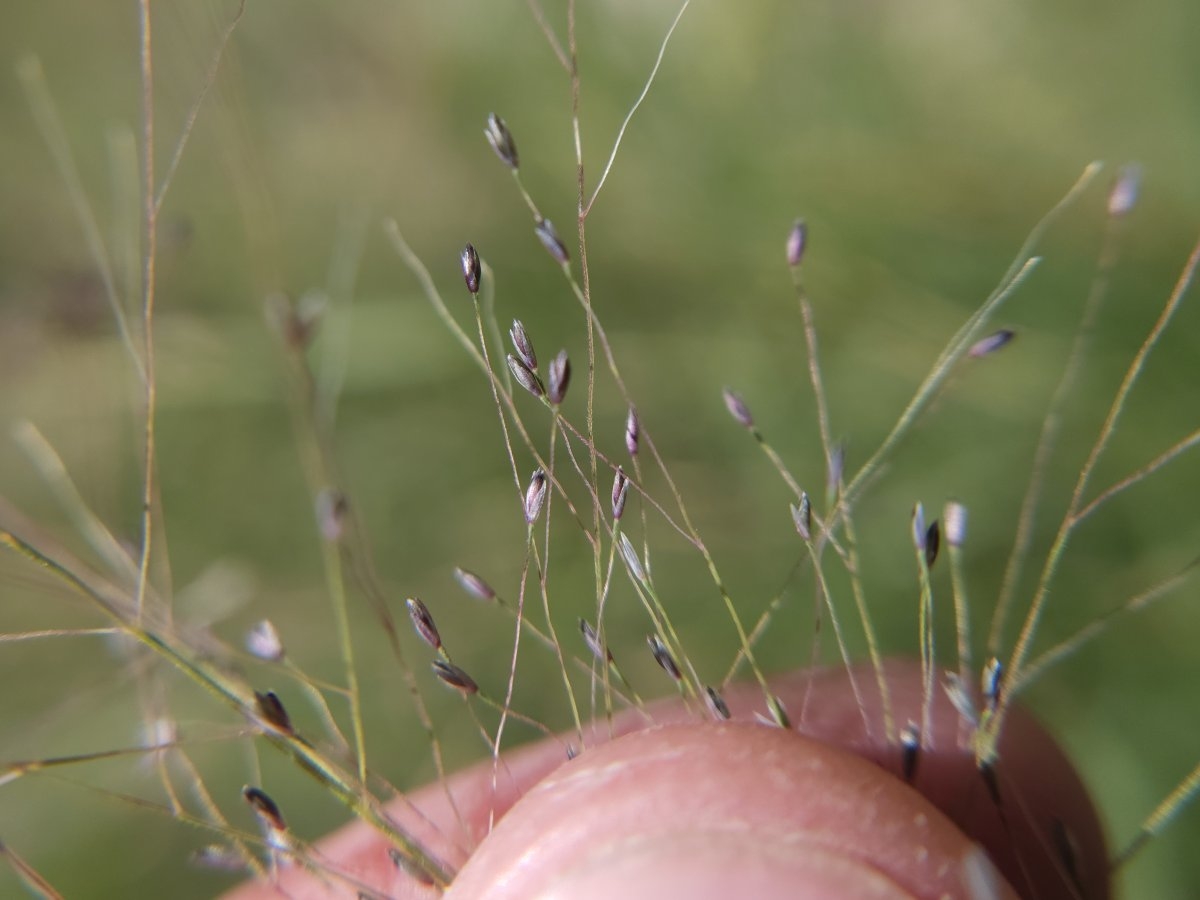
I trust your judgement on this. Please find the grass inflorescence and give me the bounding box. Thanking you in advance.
[2,2,1199,898]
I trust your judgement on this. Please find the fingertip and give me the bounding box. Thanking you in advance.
[221,662,1109,900]
[511,833,917,900]
[759,662,1110,900]
[446,722,1015,900]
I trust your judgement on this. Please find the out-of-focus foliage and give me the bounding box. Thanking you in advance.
[1,2,1198,896]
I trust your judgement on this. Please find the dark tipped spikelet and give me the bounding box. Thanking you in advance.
[453,567,496,602]
[509,319,538,371]
[461,244,482,294]
[924,520,941,568]
[1051,819,1085,897]
[791,493,812,542]
[900,722,921,783]
[243,786,286,831]
[432,659,478,695]
[625,406,640,457]
[722,387,754,428]
[768,695,791,729]
[484,113,519,170]
[705,685,731,720]
[611,467,630,520]
[968,329,1016,358]
[982,657,1004,714]
[547,349,571,405]
[647,635,682,681]
[1108,163,1142,218]
[523,468,548,524]
[265,291,322,350]
[507,353,545,398]
[405,597,442,650]
[980,760,1002,808]
[389,848,437,887]
[534,217,570,264]
[254,690,293,735]
[315,488,348,543]
[579,618,612,662]
[786,219,808,268]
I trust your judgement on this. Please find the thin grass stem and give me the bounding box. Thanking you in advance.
[913,514,936,746]
[0,526,453,887]
[795,530,872,736]
[14,421,138,584]
[107,127,140,340]
[563,6,608,688]
[840,504,895,742]
[525,0,571,73]
[982,233,1200,766]
[315,206,369,433]
[1114,758,1200,871]
[837,165,1101,532]
[1011,560,1199,694]
[583,0,692,216]
[1074,428,1200,525]
[317,538,367,787]
[532,536,583,738]
[947,526,973,716]
[988,204,1125,657]
[133,0,161,626]
[0,626,121,643]
[0,838,65,900]
[152,0,247,215]
[173,748,267,881]
[838,255,1042,521]
[15,56,144,382]
[282,660,353,753]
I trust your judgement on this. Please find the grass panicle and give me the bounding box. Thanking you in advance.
[3,2,1200,897]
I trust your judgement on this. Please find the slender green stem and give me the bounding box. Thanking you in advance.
[796,530,871,736]
[988,206,1124,657]
[912,513,936,746]
[1011,560,1198,695]
[583,0,692,216]
[837,164,1101,532]
[1114,759,1200,871]
[982,233,1200,766]
[838,256,1041,519]
[947,537,972,701]
[284,660,352,752]
[841,507,894,742]
[0,527,453,887]
[0,837,65,900]
[15,57,144,382]
[319,537,367,787]
[15,421,139,584]
[1074,428,1200,525]
[152,0,247,215]
[133,0,160,625]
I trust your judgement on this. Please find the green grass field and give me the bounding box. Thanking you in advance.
[1,2,1199,897]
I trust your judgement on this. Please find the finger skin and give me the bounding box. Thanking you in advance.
[222,661,1108,900]
[446,722,1016,900]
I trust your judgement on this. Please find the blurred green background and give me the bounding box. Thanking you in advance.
[1,1,1199,896]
